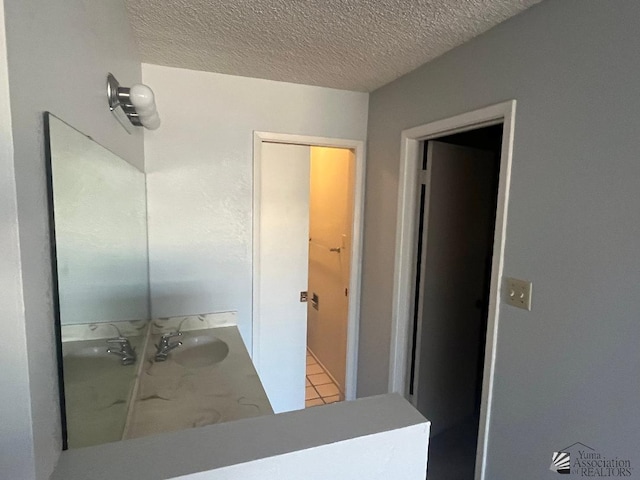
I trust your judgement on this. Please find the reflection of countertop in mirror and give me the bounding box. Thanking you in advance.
[62,336,144,448]
[124,326,273,440]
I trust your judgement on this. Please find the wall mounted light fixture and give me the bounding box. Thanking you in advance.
[107,73,161,133]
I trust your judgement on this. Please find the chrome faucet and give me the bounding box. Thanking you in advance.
[154,332,182,362]
[106,337,137,365]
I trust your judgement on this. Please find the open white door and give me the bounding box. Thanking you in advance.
[255,142,310,413]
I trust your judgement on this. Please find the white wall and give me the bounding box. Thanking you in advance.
[143,64,369,349]
[186,424,428,480]
[362,0,640,476]
[1,0,143,477]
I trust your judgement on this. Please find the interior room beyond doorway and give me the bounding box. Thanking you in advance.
[305,146,355,408]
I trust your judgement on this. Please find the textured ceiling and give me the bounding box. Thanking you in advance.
[125,0,541,92]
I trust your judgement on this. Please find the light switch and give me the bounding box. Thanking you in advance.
[505,277,532,311]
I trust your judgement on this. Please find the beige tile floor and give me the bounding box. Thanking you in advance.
[305,349,343,408]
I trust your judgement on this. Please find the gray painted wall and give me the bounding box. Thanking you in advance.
[362,0,640,477]
[1,0,142,478]
[0,1,34,478]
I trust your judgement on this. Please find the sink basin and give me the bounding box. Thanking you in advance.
[172,334,229,368]
[63,345,122,383]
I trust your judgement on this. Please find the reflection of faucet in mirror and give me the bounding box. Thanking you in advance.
[154,332,182,362]
[106,337,137,365]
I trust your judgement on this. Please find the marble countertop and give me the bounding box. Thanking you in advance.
[124,326,273,440]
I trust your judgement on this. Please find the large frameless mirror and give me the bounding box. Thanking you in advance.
[46,114,150,448]
[46,114,272,450]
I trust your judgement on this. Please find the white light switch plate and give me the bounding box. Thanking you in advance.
[505,277,532,311]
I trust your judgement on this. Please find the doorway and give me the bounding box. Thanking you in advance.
[413,126,502,479]
[389,101,516,480]
[305,146,355,408]
[253,133,365,414]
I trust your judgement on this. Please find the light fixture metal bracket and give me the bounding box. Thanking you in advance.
[107,73,159,133]
[107,73,135,134]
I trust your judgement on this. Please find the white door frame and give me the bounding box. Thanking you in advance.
[253,131,365,401]
[388,100,516,480]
